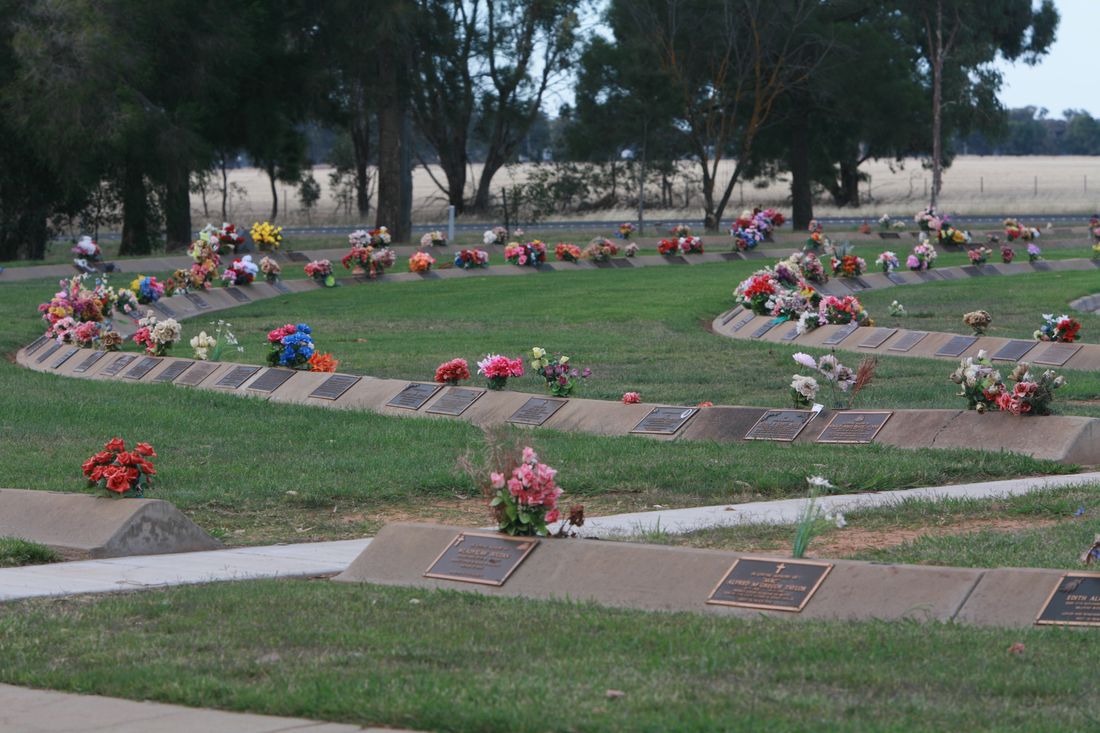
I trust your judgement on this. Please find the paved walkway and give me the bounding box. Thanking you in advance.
[0,683,415,732]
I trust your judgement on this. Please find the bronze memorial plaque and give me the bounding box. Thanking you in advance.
[73,350,108,374]
[707,557,833,612]
[154,301,177,318]
[287,251,309,263]
[185,292,211,310]
[815,411,892,444]
[50,346,80,369]
[960,265,984,278]
[936,268,956,280]
[720,308,743,326]
[34,342,61,364]
[888,331,928,352]
[744,410,814,442]
[1031,261,1052,272]
[386,382,442,410]
[886,272,909,285]
[426,387,486,416]
[214,365,259,389]
[153,360,194,383]
[822,322,860,346]
[247,368,295,393]
[934,335,978,358]
[1036,573,1100,627]
[271,280,291,294]
[175,361,218,386]
[631,407,698,436]
[914,270,940,282]
[123,356,160,380]
[877,232,901,239]
[100,353,136,377]
[858,327,897,349]
[780,324,801,342]
[750,319,779,339]
[309,374,361,400]
[1033,343,1082,367]
[992,340,1037,362]
[731,312,756,333]
[225,287,251,303]
[424,532,539,587]
[508,397,567,426]
[24,335,49,355]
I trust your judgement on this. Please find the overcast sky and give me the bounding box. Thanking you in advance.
[993,0,1093,117]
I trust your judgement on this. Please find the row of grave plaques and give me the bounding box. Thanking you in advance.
[422,530,1100,625]
[744,410,892,444]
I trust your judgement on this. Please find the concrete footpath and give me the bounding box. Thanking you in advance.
[0,683,417,732]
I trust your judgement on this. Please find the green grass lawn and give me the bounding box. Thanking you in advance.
[0,537,59,568]
[1,580,1098,732]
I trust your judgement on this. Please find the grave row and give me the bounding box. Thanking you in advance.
[337,522,1100,630]
[19,343,1099,464]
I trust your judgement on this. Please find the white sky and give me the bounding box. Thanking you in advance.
[990,0,1090,117]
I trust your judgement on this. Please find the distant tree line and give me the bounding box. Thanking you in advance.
[961,108,1100,156]
[0,0,1059,260]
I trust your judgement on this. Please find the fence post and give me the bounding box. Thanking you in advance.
[1034,176,1038,196]
[980,176,983,195]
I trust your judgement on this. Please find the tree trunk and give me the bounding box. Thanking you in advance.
[930,1,944,207]
[440,149,467,213]
[266,165,279,221]
[472,149,506,213]
[376,98,402,236]
[220,154,229,221]
[789,117,813,230]
[351,108,372,219]
[163,163,192,251]
[839,161,861,208]
[119,161,153,256]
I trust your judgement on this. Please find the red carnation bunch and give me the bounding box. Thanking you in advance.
[82,438,157,497]
[434,358,471,385]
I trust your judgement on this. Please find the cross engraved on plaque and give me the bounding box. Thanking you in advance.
[707,557,833,612]
[630,407,698,435]
[309,374,361,400]
[508,397,567,426]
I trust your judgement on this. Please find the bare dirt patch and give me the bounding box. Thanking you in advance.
[808,517,1059,557]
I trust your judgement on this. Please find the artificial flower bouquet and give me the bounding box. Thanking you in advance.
[477,354,524,390]
[555,243,582,262]
[731,222,765,251]
[1027,243,1042,262]
[624,243,639,257]
[259,256,281,283]
[669,224,693,238]
[733,272,780,315]
[182,239,220,290]
[1001,245,1015,263]
[190,320,241,361]
[792,252,827,283]
[621,391,641,404]
[200,222,245,252]
[408,251,436,273]
[1034,314,1080,343]
[504,241,547,266]
[266,323,317,369]
[996,363,1065,416]
[483,226,508,246]
[803,221,832,253]
[831,254,867,278]
[658,236,703,255]
[342,238,396,278]
[71,235,101,262]
[221,255,259,286]
[82,438,156,497]
[875,251,900,273]
[1003,218,1039,242]
[617,222,636,239]
[967,246,992,265]
[434,358,470,385]
[907,241,937,271]
[304,259,336,287]
[949,352,1002,413]
[584,238,619,262]
[913,206,942,233]
[131,275,166,304]
[938,224,971,246]
[133,312,181,356]
[790,351,876,409]
[420,230,447,247]
[819,294,869,326]
[489,446,563,536]
[530,347,590,397]
[37,274,115,339]
[454,248,490,269]
[962,309,992,335]
[251,220,284,251]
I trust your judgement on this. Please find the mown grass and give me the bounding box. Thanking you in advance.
[0,537,59,568]
[1,580,1098,732]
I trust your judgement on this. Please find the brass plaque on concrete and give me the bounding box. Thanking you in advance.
[720,308,742,326]
[914,270,940,282]
[73,350,108,374]
[858,328,897,349]
[731,312,756,332]
[35,342,61,364]
[387,382,442,410]
[750,319,779,339]
[226,287,250,303]
[1031,261,1052,271]
[287,251,309,262]
[611,258,633,268]
[934,335,977,358]
[175,361,217,386]
[663,255,687,265]
[877,232,901,239]
[961,265,984,277]
[1033,343,1082,367]
[991,340,1037,362]
[888,331,928,352]
[780,324,801,342]
[936,269,956,279]
[815,411,892,444]
[822,322,860,346]
[100,354,136,377]
[707,557,833,612]
[744,410,814,442]
[271,280,291,294]
[508,397,567,426]
[886,272,908,285]
[51,347,80,369]
[247,368,295,393]
[309,374,361,400]
[24,335,49,355]
[426,387,485,416]
[154,301,177,318]
[185,292,211,310]
[214,365,259,389]
[424,531,538,587]
[631,407,698,435]
[153,360,193,383]
[1036,573,1100,626]
[123,356,160,380]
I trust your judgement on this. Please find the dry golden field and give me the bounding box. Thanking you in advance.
[196,155,1100,227]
